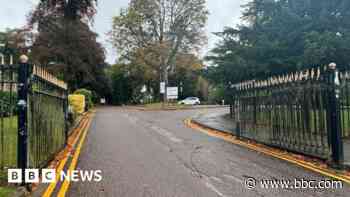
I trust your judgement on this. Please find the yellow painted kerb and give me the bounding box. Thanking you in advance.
[42,118,89,197]
[57,115,93,197]
[185,118,350,185]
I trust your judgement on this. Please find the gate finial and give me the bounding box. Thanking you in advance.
[19,55,28,63]
[329,62,337,70]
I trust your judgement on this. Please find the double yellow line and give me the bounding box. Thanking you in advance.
[185,118,350,185]
[42,114,93,197]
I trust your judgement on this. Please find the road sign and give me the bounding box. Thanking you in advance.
[167,87,178,99]
[141,85,147,93]
[100,98,106,104]
[160,82,165,94]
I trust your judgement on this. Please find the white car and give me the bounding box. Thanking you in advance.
[178,97,200,105]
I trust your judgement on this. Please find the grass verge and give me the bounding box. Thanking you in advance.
[0,186,16,197]
[0,116,17,181]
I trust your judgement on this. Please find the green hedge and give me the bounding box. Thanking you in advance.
[0,91,16,102]
[0,91,17,116]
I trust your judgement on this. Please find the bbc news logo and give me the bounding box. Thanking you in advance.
[8,169,103,183]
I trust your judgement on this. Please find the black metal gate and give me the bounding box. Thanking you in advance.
[232,63,348,166]
[27,65,68,169]
[0,58,18,180]
[0,56,68,182]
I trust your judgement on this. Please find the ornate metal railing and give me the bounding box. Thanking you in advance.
[232,64,347,165]
[28,65,68,168]
[339,71,350,139]
[0,56,68,182]
[0,62,18,180]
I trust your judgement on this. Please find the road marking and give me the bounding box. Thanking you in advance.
[185,118,350,185]
[210,176,224,183]
[122,113,138,124]
[42,117,89,197]
[204,179,226,197]
[57,115,93,197]
[223,174,243,183]
[150,125,183,143]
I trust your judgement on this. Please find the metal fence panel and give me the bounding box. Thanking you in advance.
[28,65,68,168]
[236,78,331,159]
[0,63,18,180]
[232,65,347,165]
[0,60,68,182]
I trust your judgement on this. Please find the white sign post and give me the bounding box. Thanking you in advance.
[100,98,106,105]
[160,82,165,94]
[167,87,178,100]
[141,85,147,93]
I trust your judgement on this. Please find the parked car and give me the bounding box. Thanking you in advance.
[178,97,200,105]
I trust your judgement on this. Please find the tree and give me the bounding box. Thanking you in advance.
[206,0,350,86]
[111,0,208,101]
[30,0,97,22]
[28,0,109,97]
[30,21,106,90]
[170,53,205,99]
[0,28,30,63]
[107,52,205,104]
[107,64,131,105]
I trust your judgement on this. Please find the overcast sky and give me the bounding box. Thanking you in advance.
[0,0,249,64]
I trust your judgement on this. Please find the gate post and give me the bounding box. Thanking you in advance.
[17,55,29,185]
[327,62,344,167]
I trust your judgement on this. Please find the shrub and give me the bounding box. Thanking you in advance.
[208,85,225,104]
[91,91,100,104]
[0,91,17,116]
[0,91,17,103]
[67,105,78,127]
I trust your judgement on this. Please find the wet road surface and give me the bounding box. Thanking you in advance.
[68,107,350,197]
